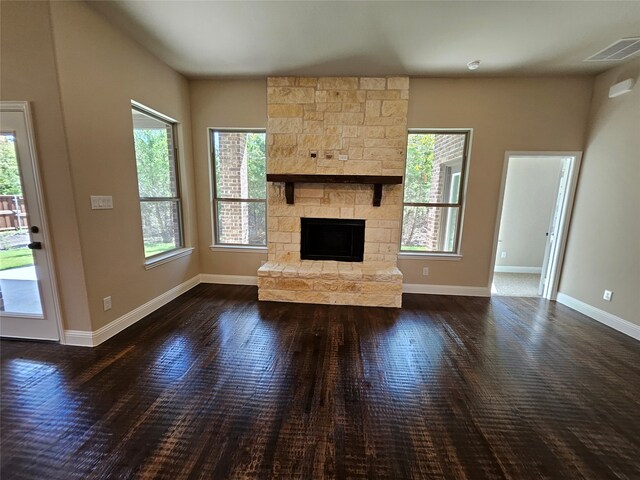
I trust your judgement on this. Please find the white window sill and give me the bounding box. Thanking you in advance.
[398,252,463,261]
[209,245,268,253]
[144,247,194,270]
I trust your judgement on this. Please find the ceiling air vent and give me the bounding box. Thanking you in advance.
[585,37,640,62]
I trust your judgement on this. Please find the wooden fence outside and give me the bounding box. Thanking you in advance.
[0,195,28,231]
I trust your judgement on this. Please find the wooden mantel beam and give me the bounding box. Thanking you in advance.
[266,174,402,207]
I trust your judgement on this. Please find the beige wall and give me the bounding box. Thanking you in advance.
[496,157,563,269]
[190,77,593,287]
[48,1,199,330]
[190,79,268,276]
[5,1,634,338]
[559,59,640,325]
[403,77,593,285]
[0,1,92,331]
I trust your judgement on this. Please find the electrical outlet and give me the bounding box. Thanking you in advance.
[339,154,348,161]
[422,267,429,276]
[310,150,317,159]
[103,296,112,311]
[603,290,613,302]
[500,251,507,259]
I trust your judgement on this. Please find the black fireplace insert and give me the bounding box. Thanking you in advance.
[300,218,365,262]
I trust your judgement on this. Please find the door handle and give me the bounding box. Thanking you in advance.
[28,242,42,250]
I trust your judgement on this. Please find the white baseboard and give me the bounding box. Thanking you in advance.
[202,274,492,298]
[556,293,640,341]
[62,275,495,347]
[64,275,201,347]
[403,283,491,297]
[200,274,258,286]
[200,274,490,297]
[63,329,94,347]
[494,266,542,274]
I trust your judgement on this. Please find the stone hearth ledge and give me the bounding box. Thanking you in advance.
[257,261,403,308]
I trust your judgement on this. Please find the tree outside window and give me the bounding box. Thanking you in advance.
[402,131,470,253]
[131,106,183,258]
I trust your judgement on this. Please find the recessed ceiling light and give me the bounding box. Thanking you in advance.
[467,60,481,71]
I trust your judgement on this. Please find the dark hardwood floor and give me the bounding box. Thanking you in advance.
[1,284,639,479]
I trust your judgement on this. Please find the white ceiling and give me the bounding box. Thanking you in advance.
[88,1,640,78]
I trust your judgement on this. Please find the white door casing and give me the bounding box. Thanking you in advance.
[491,151,582,300]
[0,101,62,341]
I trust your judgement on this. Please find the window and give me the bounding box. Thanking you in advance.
[401,130,470,254]
[211,130,267,246]
[131,105,183,258]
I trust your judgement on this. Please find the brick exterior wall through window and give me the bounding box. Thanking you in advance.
[402,133,466,252]
[216,133,249,244]
[424,133,465,250]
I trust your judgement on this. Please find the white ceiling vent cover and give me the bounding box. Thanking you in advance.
[586,37,640,62]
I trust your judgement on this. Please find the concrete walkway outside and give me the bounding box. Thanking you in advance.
[0,266,42,315]
[0,266,37,280]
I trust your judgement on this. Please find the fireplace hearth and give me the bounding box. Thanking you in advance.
[301,218,365,262]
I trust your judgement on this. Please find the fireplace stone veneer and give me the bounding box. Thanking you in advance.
[258,76,408,308]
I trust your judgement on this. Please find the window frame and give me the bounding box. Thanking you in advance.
[131,102,185,261]
[209,128,268,249]
[400,129,471,256]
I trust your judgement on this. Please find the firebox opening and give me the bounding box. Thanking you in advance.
[300,218,365,262]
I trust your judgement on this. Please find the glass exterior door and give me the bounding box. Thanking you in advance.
[0,132,43,315]
[0,103,60,341]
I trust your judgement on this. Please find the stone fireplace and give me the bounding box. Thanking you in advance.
[257,76,409,308]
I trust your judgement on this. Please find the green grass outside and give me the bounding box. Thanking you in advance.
[401,245,429,252]
[0,247,33,271]
[144,242,177,258]
[0,242,178,272]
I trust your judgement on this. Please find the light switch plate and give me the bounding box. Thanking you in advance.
[603,290,613,301]
[91,195,113,210]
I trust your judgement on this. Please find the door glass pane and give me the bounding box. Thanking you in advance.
[448,172,461,203]
[140,200,181,257]
[0,133,42,315]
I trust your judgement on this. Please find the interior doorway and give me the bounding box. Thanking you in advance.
[491,152,582,299]
[0,102,62,341]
